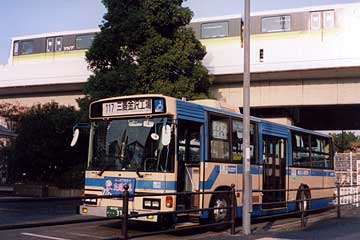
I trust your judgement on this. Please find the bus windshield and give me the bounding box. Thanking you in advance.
[90,117,174,173]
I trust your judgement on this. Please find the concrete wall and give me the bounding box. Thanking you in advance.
[0,94,84,108]
[213,77,360,108]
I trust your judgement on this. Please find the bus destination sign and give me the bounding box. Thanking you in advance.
[103,99,153,116]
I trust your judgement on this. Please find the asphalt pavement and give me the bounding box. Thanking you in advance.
[1,196,360,240]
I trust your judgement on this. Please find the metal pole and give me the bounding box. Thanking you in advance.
[350,151,353,188]
[122,185,129,240]
[357,159,359,207]
[230,184,236,235]
[242,0,252,235]
[337,184,341,218]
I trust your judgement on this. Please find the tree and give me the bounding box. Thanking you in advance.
[8,102,88,188]
[0,102,28,130]
[80,0,211,109]
[330,131,360,153]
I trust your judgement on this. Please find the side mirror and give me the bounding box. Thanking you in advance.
[70,128,80,147]
[161,125,171,146]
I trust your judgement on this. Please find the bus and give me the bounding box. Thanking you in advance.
[75,94,335,224]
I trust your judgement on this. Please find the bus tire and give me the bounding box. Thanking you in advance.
[296,187,311,217]
[209,192,231,230]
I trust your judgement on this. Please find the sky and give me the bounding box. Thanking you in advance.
[0,0,359,64]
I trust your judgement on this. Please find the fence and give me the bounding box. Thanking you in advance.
[0,184,359,239]
[336,186,359,207]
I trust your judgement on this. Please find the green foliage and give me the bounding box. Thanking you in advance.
[80,0,211,113]
[7,102,88,188]
[330,131,360,152]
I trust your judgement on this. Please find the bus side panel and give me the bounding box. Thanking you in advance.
[200,162,264,218]
[288,168,334,209]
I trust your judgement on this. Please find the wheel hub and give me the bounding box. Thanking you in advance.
[213,198,228,222]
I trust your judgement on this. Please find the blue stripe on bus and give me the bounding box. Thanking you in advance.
[201,165,220,190]
[137,180,176,190]
[201,165,265,190]
[200,197,333,219]
[288,169,335,177]
[311,169,323,176]
[236,165,263,174]
[85,178,176,190]
[249,197,333,217]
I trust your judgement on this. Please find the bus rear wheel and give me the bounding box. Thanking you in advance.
[209,192,231,228]
[296,187,311,217]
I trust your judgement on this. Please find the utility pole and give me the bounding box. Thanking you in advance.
[242,0,252,235]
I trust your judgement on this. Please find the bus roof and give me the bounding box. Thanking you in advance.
[90,94,331,138]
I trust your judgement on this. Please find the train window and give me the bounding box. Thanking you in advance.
[46,38,54,52]
[13,41,19,56]
[55,37,62,52]
[20,40,34,55]
[311,10,335,30]
[76,34,95,49]
[261,15,291,33]
[310,12,321,30]
[201,21,229,39]
[259,49,264,62]
[323,10,335,29]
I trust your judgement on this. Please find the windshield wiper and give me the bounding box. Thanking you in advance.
[135,166,144,178]
[98,164,109,176]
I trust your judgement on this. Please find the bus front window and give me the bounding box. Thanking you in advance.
[90,117,174,173]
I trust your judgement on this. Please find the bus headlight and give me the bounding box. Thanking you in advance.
[143,198,161,210]
[152,201,160,208]
[144,200,152,207]
[84,194,97,205]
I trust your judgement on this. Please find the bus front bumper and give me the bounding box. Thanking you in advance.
[79,205,158,222]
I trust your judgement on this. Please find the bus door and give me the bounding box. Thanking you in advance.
[177,120,202,210]
[262,135,287,209]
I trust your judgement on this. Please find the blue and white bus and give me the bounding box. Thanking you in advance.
[76,94,335,224]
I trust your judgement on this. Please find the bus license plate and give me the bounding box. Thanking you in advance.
[106,206,122,217]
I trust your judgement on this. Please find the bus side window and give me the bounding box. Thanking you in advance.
[210,115,230,161]
[231,119,257,164]
[292,132,311,167]
[232,120,243,162]
[310,135,331,169]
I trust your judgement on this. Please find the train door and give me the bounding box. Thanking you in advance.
[177,120,202,210]
[262,135,287,209]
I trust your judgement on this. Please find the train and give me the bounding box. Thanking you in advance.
[7,2,360,75]
[2,2,360,119]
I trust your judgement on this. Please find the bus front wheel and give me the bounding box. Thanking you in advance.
[209,193,231,225]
